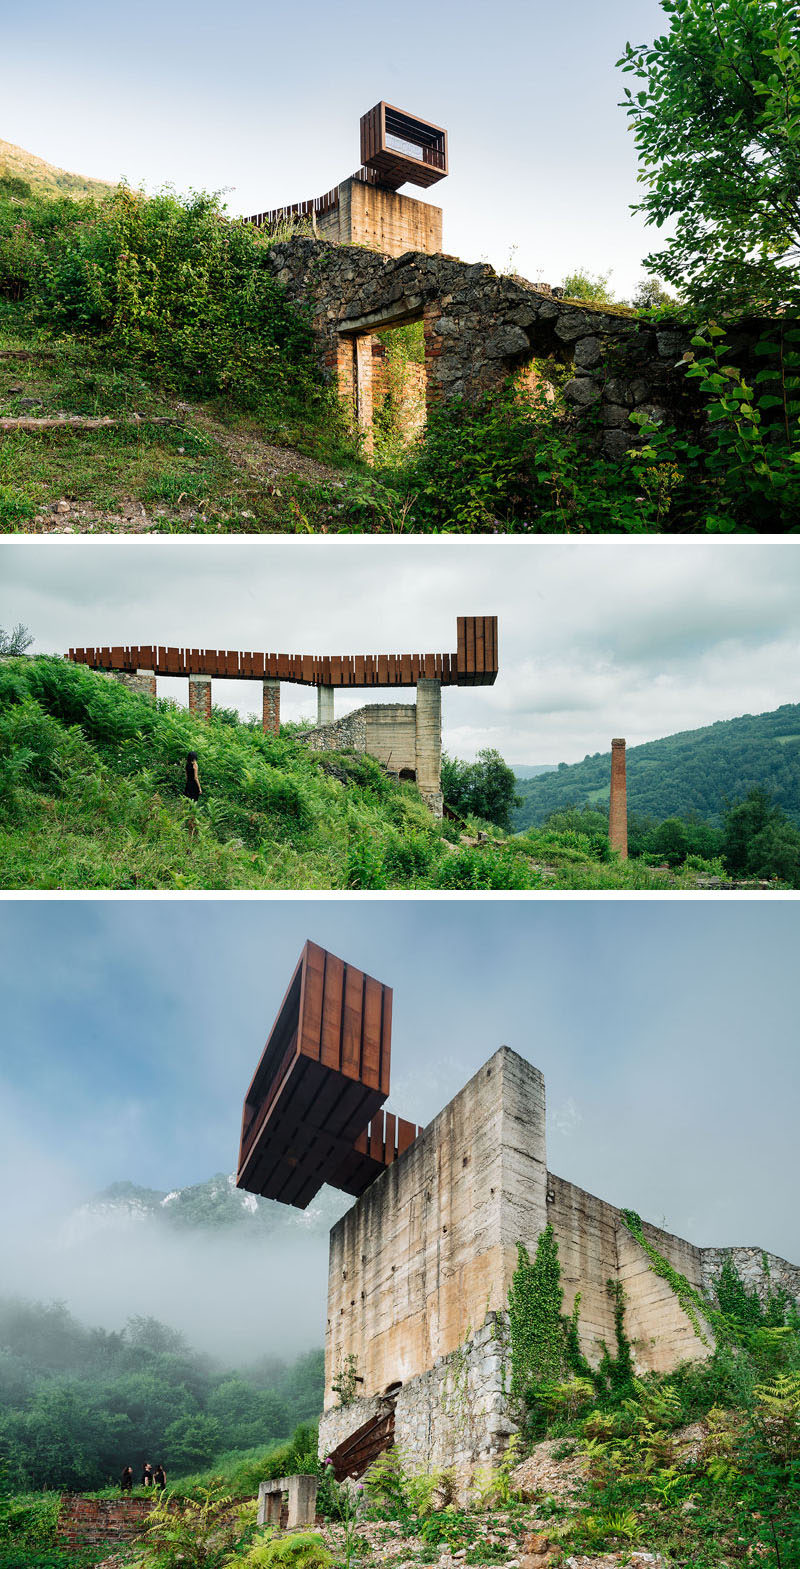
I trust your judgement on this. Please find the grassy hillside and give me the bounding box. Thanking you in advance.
[0,137,114,200]
[0,657,704,891]
[513,704,800,830]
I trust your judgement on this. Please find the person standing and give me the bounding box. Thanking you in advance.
[142,1461,154,1487]
[120,1466,133,1494]
[184,752,202,801]
[153,1462,167,1490]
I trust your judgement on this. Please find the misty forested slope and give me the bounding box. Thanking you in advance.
[512,704,800,830]
[0,1296,323,1490]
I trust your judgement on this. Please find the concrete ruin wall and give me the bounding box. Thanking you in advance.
[301,704,417,779]
[323,1051,547,1407]
[319,1047,799,1480]
[265,239,762,457]
[298,691,443,814]
[316,177,442,258]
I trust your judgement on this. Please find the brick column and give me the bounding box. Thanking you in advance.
[415,678,442,817]
[111,669,156,700]
[317,685,334,726]
[188,674,212,721]
[354,334,375,455]
[262,678,280,735]
[609,737,628,859]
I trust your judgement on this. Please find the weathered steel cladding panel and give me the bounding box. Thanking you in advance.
[235,942,394,1208]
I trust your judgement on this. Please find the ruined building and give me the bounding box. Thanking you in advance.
[245,104,794,459]
[236,943,800,1486]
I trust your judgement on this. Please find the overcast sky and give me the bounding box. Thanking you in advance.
[2,537,799,765]
[5,0,669,298]
[0,899,798,1354]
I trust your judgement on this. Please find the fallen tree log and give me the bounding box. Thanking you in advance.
[0,415,181,431]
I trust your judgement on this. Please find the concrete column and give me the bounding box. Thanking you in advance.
[286,1474,318,1528]
[415,678,442,818]
[609,737,628,859]
[188,674,212,721]
[317,685,334,726]
[263,678,280,736]
[111,669,156,700]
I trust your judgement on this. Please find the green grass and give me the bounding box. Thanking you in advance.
[0,309,370,534]
[0,657,709,892]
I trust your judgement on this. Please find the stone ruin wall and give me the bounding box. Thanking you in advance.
[264,239,789,458]
[319,1047,800,1482]
[300,704,417,779]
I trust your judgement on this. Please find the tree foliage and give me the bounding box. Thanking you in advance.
[0,1296,323,1491]
[441,749,519,829]
[512,704,800,831]
[619,0,800,312]
[0,626,33,658]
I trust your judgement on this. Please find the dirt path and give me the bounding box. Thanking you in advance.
[186,405,347,490]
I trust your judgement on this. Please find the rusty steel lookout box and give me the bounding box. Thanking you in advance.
[236,942,421,1210]
[360,102,448,190]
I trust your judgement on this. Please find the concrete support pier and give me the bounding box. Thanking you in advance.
[188,674,212,721]
[609,737,628,859]
[263,679,280,736]
[111,669,156,700]
[415,677,443,817]
[317,685,335,726]
[257,1474,318,1530]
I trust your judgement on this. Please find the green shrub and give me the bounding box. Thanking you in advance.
[230,1534,332,1569]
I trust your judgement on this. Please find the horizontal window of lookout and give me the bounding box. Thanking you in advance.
[386,133,425,160]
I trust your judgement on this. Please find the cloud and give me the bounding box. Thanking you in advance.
[2,539,799,762]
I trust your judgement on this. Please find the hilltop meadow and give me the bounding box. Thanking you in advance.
[0,655,797,891]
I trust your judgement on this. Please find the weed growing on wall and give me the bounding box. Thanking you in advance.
[330,1355,359,1408]
[507,1229,566,1401]
[620,1210,711,1346]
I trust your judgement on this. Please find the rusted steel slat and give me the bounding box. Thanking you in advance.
[300,942,325,1062]
[361,975,383,1090]
[476,617,485,675]
[377,654,388,685]
[384,1111,396,1164]
[397,1117,417,1154]
[341,965,364,1080]
[320,953,345,1071]
[379,985,392,1096]
[401,653,412,684]
[369,1115,384,1163]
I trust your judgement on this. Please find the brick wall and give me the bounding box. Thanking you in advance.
[56,1496,159,1549]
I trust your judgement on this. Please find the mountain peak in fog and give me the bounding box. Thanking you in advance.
[62,1172,349,1247]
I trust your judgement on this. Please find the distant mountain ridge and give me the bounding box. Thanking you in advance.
[512,703,800,831]
[62,1171,348,1246]
[0,136,114,199]
[511,764,557,779]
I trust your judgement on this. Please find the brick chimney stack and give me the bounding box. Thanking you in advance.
[609,737,628,860]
